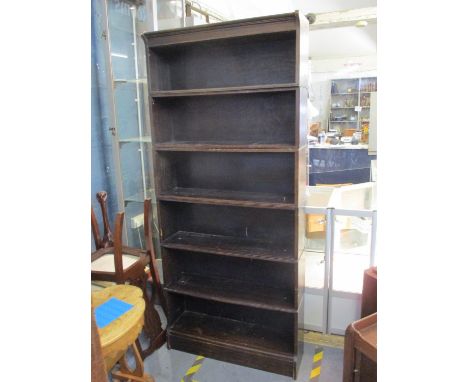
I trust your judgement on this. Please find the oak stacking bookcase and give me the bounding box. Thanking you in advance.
[142,11,309,378]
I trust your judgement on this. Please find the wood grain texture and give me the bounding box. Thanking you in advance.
[165,274,295,313]
[91,207,102,250]
[91,285,145,371]
[147,33,295,91]
[144,199,167,315]
[343,313,377,382]
[163,249,295,312]
[92,285,155,382]
[151,83,297,97]
[91,307,107,382]
[170,311,294,356]
[143,11,308,377]
[155,151,296,209]
[169,332,295,378]
[96,191,113,248]
[143,12,298,47]
[361,267,377,318]
[152,90,296,146]
[161,230,295,263]
[154,143,297,152]
[158,202,296,256]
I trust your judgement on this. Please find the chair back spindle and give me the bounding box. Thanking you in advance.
[91,207,102,250]
[96,191,113,248]
[112,212,125,282]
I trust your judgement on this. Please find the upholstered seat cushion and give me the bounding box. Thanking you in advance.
[91,254,139,273]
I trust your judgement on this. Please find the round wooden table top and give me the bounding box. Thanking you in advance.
[92,284,145,371]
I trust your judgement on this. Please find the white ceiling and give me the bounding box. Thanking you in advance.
[310,24,377,59]
[199,0,377,59]
[200,0,376,19]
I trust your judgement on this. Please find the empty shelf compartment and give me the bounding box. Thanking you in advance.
[148,32,296,91]
[163,250,296,311]
[156,151,295,208]
[152,90,296,146]
[158,202,296,261]
[162,231,293,262]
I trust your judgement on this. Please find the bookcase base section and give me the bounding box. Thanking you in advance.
[167,333,297,378]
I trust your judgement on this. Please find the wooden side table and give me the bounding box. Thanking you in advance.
[361,267,377,318]
[92,285,154,382]
[343,313,377,382]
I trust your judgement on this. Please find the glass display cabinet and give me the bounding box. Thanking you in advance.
[328,77,377,137]
[102,0,157,249]
[303,183,377,334]
[94,0,226,272]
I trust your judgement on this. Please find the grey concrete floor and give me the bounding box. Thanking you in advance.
[143,342,343,382]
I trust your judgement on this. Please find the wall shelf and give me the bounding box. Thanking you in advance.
[328,77,377,133]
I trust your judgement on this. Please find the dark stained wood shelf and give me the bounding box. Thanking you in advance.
[169,311,295,357]
[161,231,295,263]
[165,273,295,313]
[152,91,297,147]
[151,83,298,98]
[144,12,308,378]
[154,142,297,152]
[158,187,295,209]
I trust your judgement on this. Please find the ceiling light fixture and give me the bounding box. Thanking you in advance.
[355,20,368,28]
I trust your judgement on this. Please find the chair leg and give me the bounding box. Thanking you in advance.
[148,258,168,316]
[143,199,168,316]
[130,274,166,360]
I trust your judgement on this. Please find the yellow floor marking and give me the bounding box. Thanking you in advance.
[313,351,323,363]
[302,330,344,349]
[309,366,321,379]
[181,355,205,382]
[186,364,202,375]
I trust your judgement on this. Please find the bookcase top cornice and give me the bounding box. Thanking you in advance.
[142,11,308,47]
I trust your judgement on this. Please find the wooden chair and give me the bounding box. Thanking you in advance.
[91,191,167,359]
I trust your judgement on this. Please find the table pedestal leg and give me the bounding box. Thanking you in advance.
[130,274,167,359]
[111,342,154,382]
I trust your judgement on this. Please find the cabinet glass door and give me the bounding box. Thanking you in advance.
[106,0,157,249]
[303,189,329,333]
[304,208,326,331]
[327,212,375,334]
